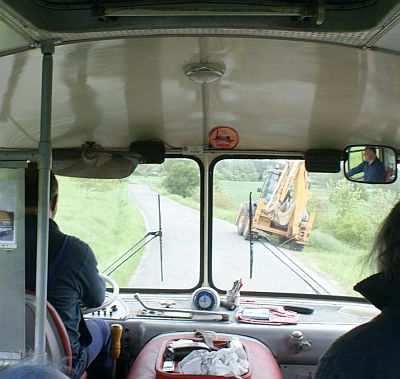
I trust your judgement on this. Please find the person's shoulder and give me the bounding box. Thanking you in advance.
[327,322,375,357]
[317,315,400,378]
[64,234,94,258]
[62,235,100,274]
[322,317,385,363]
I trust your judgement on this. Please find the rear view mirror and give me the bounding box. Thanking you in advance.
[52,148,141,179]
[344,145,397,184]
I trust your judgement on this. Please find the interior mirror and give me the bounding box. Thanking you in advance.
[52,148,141,179]
[344,145,397,184]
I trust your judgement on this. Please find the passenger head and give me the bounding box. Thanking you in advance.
[0,363,68,379]
[25,163,59,218]
[370,201,400,272]
[364,146,377,163]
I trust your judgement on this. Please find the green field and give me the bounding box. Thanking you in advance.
[55,177,146,286]
[214,180,263,223]
[217,180,263,206]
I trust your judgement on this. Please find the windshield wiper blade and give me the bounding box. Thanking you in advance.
[249,191,254,279]
[158,194,164,282]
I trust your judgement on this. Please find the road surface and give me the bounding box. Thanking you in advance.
[128,184,334,294]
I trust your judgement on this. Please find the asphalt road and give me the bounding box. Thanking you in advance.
[128,184,333,294]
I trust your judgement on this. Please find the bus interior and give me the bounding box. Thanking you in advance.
[1,1,400,378]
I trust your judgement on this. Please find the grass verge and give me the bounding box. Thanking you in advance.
[55,177,146,286]
[297,230,372,296]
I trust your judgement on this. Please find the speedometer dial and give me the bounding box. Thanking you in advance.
[191,288,220,311]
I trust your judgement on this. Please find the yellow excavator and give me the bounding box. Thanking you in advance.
[235,161,315,251]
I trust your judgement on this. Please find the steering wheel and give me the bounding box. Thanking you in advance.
[81,273,120,315]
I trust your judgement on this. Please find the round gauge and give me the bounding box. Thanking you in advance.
[191,287,220,311]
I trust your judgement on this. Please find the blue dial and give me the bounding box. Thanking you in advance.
[192,288,220,311]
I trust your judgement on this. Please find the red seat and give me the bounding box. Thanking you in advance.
[127,332,283,379]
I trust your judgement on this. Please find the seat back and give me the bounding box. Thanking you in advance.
[25,293,72,375]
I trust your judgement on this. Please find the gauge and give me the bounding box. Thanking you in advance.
[191,287,220,311]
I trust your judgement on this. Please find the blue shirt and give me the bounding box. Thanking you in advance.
[25,215,105,356]
[347,158,386,182]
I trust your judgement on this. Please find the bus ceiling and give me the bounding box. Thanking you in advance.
[0,0,399,32]
[0,1,400,52]
[1,36,400,151]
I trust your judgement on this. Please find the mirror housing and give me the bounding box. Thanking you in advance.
[305,149,341,173]
[344,145,397,184]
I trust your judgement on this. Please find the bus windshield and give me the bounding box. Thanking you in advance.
[56,158,201,290]
[212,158,400,297]
[55,156,400,297]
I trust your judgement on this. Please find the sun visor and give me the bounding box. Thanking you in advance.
[305,149,341,173]
[52,149,141,179]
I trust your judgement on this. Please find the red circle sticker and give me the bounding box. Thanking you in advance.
[208,126,239,149]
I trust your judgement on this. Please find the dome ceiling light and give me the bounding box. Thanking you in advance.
[184,63,225,84]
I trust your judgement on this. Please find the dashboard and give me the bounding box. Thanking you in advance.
[84,292,378,378]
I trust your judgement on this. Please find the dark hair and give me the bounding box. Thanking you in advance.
[365,146,377,155]
[370,201,400,272]
[25,163,58,208]
[0,363,67,379]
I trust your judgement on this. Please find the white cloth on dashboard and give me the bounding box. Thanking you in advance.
[178,342,249,378]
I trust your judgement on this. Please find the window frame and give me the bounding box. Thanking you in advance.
[117,154,205,294]
[207,154,367,303]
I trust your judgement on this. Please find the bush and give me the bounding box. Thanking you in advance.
[314,179,400,249]
[327,179,367,215]
[325,212,374,248]
[163,161,200,198]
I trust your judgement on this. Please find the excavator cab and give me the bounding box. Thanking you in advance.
[260,165,283,206]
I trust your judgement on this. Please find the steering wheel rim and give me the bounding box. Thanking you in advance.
[81,273,120,315]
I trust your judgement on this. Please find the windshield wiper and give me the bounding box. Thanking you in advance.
[103,194,164,281]
[249,191,254,279]
[158,194,164,281]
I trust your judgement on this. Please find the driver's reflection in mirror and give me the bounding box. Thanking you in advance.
[24,164,113,379]
[347,146,386,182]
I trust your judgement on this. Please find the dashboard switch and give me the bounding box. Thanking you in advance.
[288,331,312,354]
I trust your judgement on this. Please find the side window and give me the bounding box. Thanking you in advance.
[56,158,201,289]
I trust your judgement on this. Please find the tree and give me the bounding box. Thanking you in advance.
[163,161,199,198]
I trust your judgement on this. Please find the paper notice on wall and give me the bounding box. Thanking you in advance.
[0,180,17,248]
